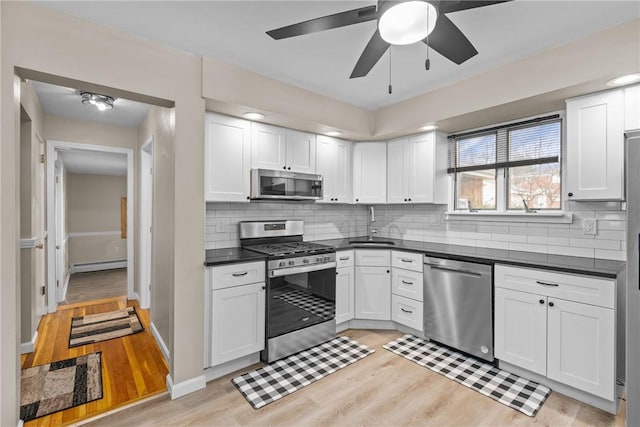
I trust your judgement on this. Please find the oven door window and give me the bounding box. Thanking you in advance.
[267,268,336,338]
[259,176,289,196]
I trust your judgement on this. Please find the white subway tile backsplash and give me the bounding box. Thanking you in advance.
[491,233,528,243]
[508,242,548,253]
[527,235,570,246]
[594,249,626,261]
[508,226,548,236]
[596,211,626,221]
[548,245,595,258]
[569,238,621,250]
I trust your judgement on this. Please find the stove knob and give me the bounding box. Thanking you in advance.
[288,260,295,266]
[303,258,310,264]
[279,261,285,268]
[324,256,331,262]
[316,257,323,262]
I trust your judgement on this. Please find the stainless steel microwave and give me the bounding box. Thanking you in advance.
[250,169,323,201]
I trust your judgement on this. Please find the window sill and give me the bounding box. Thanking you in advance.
[444,211,573,224]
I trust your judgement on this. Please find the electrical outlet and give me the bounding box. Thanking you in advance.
[583,218,597,235]
[215,220,226,233]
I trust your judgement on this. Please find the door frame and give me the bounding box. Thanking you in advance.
[46,140,135,313]
[139,136,153,309]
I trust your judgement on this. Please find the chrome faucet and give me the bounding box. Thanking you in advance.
[368,206,377,240]
[522,198,537,213]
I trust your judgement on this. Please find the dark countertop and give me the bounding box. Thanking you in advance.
[205,237,625,278]
[312,237,625,279]
[205,247,266,266]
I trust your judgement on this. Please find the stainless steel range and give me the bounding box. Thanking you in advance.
[240,220,336,363]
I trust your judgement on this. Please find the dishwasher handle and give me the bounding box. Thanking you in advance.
[424,262,483,277]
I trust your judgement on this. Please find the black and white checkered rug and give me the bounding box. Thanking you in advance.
[274,289,334,319]
[232,336,374,409]
[383,334,551,417]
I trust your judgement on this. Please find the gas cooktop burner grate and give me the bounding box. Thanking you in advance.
[245,242,333,257]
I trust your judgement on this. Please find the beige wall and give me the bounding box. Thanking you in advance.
[1,3,204,424]
[44,114,138,150]
[67,173,127,266]
[138,106,175,356]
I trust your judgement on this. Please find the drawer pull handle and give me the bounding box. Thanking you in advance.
[401,259,413,263]
[401,280,414,285]
[536,280,559,287]
[339,257,350,261]
[400,308,413,314]
[232,271,248,277]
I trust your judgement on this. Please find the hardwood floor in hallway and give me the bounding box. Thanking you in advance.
[82,329,626,427]
[61,269,128,306]
[21,296,168,426]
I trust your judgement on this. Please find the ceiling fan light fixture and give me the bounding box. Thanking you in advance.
[80,91,114,111]
[379,1,438,46]
[242,112,265,120]
[606,73,640,86]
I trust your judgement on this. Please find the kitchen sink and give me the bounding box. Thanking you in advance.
[348,239,396,246]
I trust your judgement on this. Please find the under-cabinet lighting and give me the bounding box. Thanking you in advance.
[243,112,265,120]
[606,73,640,86]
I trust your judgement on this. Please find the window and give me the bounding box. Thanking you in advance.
[448,114,562,212]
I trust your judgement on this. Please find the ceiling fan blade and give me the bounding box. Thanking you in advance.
[438,0,513,14]
[267,5,378,40]
[350,29,390,78]
[423,14,477,65]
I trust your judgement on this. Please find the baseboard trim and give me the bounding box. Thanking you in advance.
[204,353,260,383]
[71,260,127,274]
[60,271,71,303]
[17,419,24,427]
[166,374,206,400]
[130,291,140,303]
[150,322,170,364]
[20,331,38,354]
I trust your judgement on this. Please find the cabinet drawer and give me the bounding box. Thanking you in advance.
[392,269,423,301]
[336,250,354,268]
[210,261,265,290]
[392,294,423,332]
[355,249,390,266]
[495,264,615,309]
[391,250,423,272]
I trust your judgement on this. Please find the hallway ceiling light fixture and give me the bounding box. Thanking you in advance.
[243,112,265,120]
[420,124,439,131]
[606,73,640,86]
[325,131,342,137]
[81,91,114,111]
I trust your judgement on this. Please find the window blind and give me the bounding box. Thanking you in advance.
[447,114,561,174]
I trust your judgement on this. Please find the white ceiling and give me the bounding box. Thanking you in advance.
[58,150,127,176]
[36,1,640,110]
[31,81,150,128]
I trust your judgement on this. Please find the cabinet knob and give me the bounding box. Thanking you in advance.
[548,301,555,307]
[335,198,338,201]
[539,299,545,305]
[404,198,407,202]
[246,196,250,200]
[283,166,287,170]
[408,198,412,202]
[568,192,573,197]
[287,166,291,170]
[355,199,359,202]
[262,286,266,290]
[386,270,390,273]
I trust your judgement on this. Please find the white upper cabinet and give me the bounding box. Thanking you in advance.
[204,113,251,202]
[316,135,353,203]
[353,142,387,204]
[386,132,447,204]
[566,90,624,200]
[625,84,640,131]
[251,123,316,173]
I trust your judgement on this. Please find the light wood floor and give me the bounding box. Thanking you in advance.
[82,329,626,427]
[62,269,128,306]
[21,296,169,426]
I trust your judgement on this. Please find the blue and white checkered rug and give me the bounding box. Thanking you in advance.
[232,336,374,409]
[383,334,551,417]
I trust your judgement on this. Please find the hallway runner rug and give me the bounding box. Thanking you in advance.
[69,306,144,348]
[20,352,103,422]
[232,336,374,409]
[383,334,551,417]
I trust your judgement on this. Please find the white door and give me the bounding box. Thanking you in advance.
[285,129,316,173]
[204,114,251,202]
[335,266,354,324]
[139,139,154,309]
[54,163,64,303]
[251,122,286,170]
[547,298,615,400]
[210,282,266,366]
[355,266,391,320]
[316,135,336,202]
[408,133,434,203]
[353,142,387,204]
[494,288,547,375]
[35,135,46,315]
[386,139,406,204]
[566,90,624,200]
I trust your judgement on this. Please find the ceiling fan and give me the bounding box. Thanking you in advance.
[267,1,513,79]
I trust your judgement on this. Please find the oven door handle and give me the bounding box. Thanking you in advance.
[269,261,337,277]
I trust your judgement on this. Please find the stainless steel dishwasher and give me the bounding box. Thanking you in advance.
[423,256,494,362]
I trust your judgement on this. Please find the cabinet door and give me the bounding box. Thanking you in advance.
[566,90,624,200]
[355,266,391,320]
[335,266,355,324]
[624,84,640,131]
[547,298,615,400]
[210,282,265,366]
[251,122,287,170]
[333,139,352,203]
[316,135,337,202]
[285,129,316,173]
[391,268,423,301]
[353,142,387,203]
[494,288,547,375]
[386,138,407,204]
[204,114,251,202]
[391,294,423,332]
[407,133,434,203]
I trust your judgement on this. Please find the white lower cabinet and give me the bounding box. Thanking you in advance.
[335,266,355,324]
[391,294,423,331]
[494,264,616,401]
[355,250,391,320]
[390,251,424,332]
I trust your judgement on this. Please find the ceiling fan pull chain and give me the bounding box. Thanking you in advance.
[388,46,393,94]
[425,6,431,71]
